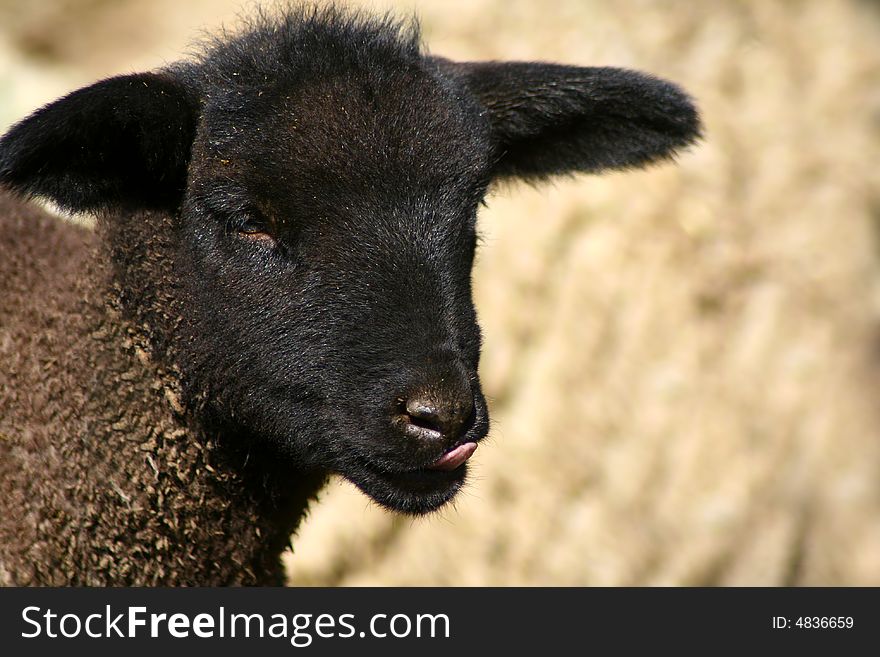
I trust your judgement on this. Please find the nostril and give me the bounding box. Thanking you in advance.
[406,399,446,433]
[403,395,472,440]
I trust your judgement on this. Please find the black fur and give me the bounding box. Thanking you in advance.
[433,59,701,179]
[0,6,700,516]
[0,73,198,212]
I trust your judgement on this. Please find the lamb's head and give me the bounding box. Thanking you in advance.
[0,10,700,514]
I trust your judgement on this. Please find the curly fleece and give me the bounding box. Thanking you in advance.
[0,194,325,585]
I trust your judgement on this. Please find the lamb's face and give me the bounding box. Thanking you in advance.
[0,11,699,515]
[175,66,494,513]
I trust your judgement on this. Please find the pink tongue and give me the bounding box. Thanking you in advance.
[427,442,477,472]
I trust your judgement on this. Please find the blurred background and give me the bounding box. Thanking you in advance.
[3,0,880,585]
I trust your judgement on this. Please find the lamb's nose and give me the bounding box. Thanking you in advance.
[403,394,473,441]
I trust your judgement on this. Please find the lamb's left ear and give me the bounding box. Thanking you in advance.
[0,72,198,213]
[434,59,701,180]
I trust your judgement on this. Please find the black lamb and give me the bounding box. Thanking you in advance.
[0,6,700,585]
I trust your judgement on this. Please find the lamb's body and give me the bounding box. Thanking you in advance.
[0,7,698,586]
[0,193,324,585]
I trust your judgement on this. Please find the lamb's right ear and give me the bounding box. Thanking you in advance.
[0,72,198,213]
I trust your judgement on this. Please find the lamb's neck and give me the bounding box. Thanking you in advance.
[83,243,325,585]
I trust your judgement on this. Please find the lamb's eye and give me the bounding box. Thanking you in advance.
[233,215,275,246]
[238,217,265,234]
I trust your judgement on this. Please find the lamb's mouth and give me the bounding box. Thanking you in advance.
[347,442,479,515]
[425,442,477,471]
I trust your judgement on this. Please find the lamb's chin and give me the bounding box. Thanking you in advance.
[345,462,470,515]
